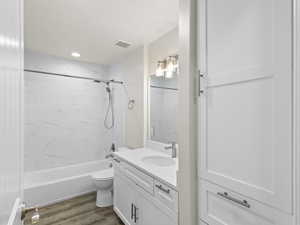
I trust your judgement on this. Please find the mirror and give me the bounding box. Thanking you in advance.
[147,28,179,145]
[149,74,178,144]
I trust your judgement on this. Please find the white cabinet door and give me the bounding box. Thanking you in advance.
[137,192,176,225]
[198,0,293,213]
[114,174,136,225]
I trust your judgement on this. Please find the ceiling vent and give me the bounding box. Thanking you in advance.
[115,40,131,48]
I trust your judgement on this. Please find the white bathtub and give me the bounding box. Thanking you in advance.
[24,160,111,207]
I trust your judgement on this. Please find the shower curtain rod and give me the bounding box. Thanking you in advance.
[24,69,124,84]
[150,85,178,91]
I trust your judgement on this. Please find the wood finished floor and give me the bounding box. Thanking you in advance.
[24,192,124,225]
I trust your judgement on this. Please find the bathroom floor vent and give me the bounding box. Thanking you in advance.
[115,40,131,48]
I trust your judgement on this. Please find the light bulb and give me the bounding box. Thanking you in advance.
[156,61,166,77]
[71,52,80,58]
[165,56,176,78]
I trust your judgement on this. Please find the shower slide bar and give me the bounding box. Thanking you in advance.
[24,69,124,85]
[150,85,178,91]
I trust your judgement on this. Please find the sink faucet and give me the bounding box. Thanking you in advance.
[165,142,177,158]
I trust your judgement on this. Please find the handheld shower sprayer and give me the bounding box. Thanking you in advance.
[104,83,114,129]
[94,79,133,129]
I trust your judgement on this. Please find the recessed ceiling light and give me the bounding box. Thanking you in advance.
[71,52,80,58]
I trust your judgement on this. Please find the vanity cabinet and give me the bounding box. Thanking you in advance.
[197,0,294,224]
[113,158,178,225]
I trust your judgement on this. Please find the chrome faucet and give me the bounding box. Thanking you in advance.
[165,142,177,158]
[105,153,114,159]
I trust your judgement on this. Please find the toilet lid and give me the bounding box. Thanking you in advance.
[92,168,113,181]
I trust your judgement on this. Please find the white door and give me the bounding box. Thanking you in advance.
[114,174,136,225]
[0,0,24,224]
[198,0,293,214]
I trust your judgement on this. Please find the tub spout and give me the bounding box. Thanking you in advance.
[105,154,113,159]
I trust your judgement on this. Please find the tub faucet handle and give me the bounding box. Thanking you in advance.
[110,143,116,152]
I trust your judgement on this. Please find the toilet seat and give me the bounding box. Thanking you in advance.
[92,168,113,181]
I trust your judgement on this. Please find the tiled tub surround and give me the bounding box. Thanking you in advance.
[24,160,111,207]
[24,50,118,172]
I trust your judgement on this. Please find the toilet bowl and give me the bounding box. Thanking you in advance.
[91,168,114,207]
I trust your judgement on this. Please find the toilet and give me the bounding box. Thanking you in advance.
[91,168,114,207]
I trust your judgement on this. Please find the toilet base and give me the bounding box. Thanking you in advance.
[96,189,113,207]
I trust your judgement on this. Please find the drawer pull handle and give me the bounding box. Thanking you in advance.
[217,192,251,208]
[156,184,170,194]
[113,158,121,163]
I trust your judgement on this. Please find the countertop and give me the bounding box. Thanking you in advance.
[113,147,178,190]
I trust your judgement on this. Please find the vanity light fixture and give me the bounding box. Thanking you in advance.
[156,60,166,77]
[165,56,178,79]
[71,52,81,58]
[155,55,179,78]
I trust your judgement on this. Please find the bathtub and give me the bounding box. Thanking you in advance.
[24,160,111,207]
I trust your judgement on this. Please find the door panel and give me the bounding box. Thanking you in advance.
[0,0,24,224]
[198,0,293,213]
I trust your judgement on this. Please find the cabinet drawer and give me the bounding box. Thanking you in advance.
[154,180,178,212]
[122,162,154,195]
[200,181,292,225]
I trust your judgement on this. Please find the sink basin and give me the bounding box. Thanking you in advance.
[141,156,175,167]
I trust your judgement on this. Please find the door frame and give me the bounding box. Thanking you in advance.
[294,1,300,224]
[178,0,198,225]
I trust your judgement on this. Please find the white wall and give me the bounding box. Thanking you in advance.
[25,50,109,79]
[148,27,179,75]
[108,47,145,149]
[24,50,118,172]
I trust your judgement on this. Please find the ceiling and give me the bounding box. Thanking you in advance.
[25,0,178,65]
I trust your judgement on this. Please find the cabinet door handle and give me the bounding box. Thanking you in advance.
[131,203,134,220]
[217,192,251,208]
[199,71,205,95]
[134,205,138,223]
[155,184,170,194]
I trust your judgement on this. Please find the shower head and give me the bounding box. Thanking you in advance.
[106,86,111,93]
[105,82,111,93]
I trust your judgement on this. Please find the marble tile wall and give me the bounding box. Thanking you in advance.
[24,50,117,172]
